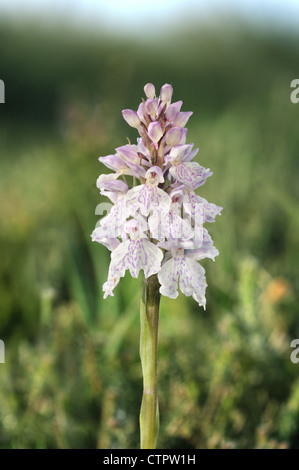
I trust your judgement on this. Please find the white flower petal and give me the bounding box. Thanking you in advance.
[103,238,164,298]
[125,184,171,217]
[183,190,204,221]
[183,191,222,223]
[149,204,194,242]
[142,239,164,278]
[91,227,120,251]
[180,257,206,308]
[168,210,194,241]
[188,245,219,261]
[103,276,120,299]
[148,206,170,241]
[158,252,207,307]
[158,258,179,299]
[169,162,212,189]
[99,199,127,237]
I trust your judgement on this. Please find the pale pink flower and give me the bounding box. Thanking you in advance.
[92,83,221,307]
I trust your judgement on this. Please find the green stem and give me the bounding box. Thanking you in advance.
[139,274,160,449]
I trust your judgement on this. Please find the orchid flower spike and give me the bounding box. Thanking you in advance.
[92,83,222,308]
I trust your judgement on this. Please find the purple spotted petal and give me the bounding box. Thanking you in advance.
[99,199,127,237]
[183,191,222,223]
[158,252,207,307]
[169,162,212,190]
[125,184,171,217]
[103,238,163,297]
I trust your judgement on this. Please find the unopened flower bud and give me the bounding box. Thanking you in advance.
[122,109,141,128]
[173,111,193,128]
[137,102,144,120]
[165,101,182,122]
[148,121,163,143]
[99,154,127,171]
[165,127,185,147]
[160,83,173,103]
[145,99,158,116]
[144,83,156,99]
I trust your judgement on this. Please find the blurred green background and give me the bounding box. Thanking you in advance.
[0,0,299,449]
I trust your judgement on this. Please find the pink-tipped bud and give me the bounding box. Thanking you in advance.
[148,121,163,143]
[144,83,156,99]
[165,100,182,122]
[122,109,141,128]
[160,83,173,103]
[165,127,185,147]
[173,111,193,127]
[136,102,144,121]
[145,98,158,116]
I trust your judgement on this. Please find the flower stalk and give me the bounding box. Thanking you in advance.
[139,274,160,449]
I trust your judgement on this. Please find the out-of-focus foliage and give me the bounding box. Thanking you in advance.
[0,18,298,449]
